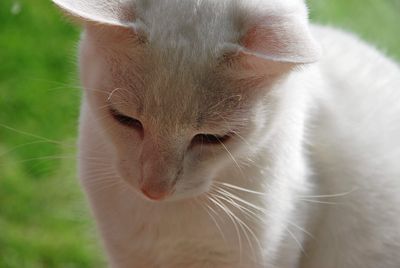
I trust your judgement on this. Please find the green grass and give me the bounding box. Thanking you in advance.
[308,0,400,61]
[0,0,104,266]
[0,0,399,267]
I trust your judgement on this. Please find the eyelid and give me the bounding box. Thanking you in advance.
[190,132,232,147]
[109,108,143,132]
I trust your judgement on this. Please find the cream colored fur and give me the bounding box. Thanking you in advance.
[53,0,400,267]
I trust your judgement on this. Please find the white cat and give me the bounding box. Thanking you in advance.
[53,0,400,267]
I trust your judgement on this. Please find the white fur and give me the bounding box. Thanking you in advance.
[54,0,400,267]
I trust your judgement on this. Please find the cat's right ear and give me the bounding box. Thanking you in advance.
[52,0,135,28]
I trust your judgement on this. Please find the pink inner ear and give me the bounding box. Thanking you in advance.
[242,24,272,51]
[242,22,289,58]
[239,15,321,64]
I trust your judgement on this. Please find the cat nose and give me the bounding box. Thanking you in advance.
[140,181,171,201]
[140,186,169,201]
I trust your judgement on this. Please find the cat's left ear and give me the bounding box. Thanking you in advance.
[52,0,134,28]
[240,13,321,64]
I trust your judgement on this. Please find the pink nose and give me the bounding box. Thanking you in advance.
[140,186,169,201]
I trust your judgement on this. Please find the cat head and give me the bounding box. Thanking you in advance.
[54,0,319,202]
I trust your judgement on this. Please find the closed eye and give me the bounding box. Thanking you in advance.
[110,108,143,131]
[191,133,231,146]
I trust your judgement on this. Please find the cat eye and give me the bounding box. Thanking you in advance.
[110,108,143,131]
[191,133,231,146]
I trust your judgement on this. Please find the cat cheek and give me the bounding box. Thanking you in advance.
[114,157,141,188]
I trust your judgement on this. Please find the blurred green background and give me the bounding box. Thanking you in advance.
[0,0,399,267]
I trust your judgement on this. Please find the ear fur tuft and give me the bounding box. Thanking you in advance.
[52,0,134,27]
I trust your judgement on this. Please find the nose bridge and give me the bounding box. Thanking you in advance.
[139,131,183,200]
[145,65,199,127]
[141,132,179,173]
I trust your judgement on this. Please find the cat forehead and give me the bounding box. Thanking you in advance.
[59,0,318,65]
[133,0,241,66]
[130,0,307,62]
[101,45,255,131]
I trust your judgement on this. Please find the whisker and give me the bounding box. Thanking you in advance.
[84,176,120,187]
[218,181,354,204]
[216,181,312,254]
[211,193,263,262]
[207,194,244,263]
[0,140,55,157]
[195,198,228,244]
[214,184,315,240]
[298,199,340,205]
[285,226,306,255]
[211,193,262,261]
[231,130,252,147]
[299,188,358,199]
[83,169,117,178]
[213,192,264,224]
[90,177,124,195]
[96,102,129,112]
[215,187,265,213]
[0,155,110,167]
[215,182,267,196]
[0,123,72,146]
[218,139,247,182]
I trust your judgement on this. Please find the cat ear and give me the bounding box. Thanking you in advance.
[52,0,134,28]
[240,13,321,64]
